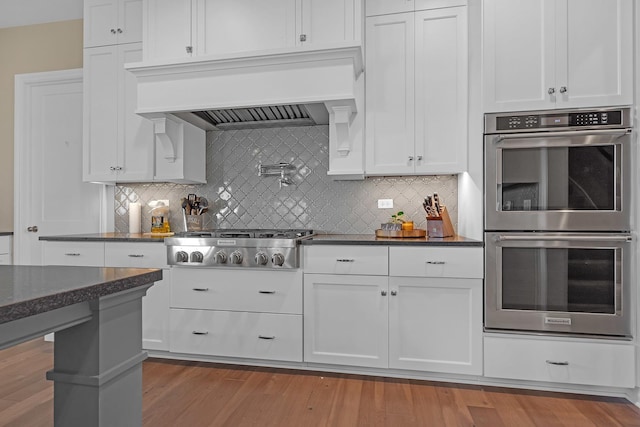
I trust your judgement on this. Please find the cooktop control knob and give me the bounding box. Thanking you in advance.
[214,251,227,264]
[230,250,243,264]
[175,251,189,263]
[272,253,285,267]
[255,252,268,266]
[190,251,204,263]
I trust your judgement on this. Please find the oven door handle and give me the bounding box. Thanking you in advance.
[495,235,632,242]
[494,128,630,143]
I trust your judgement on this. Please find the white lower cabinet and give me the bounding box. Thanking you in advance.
[169,268,303,362]
[0,235,12,265]
[105,242,170,351]
[303,245,483,375]
[170,309,302,362]
[303,274,389,368]
[484,334,635,389]
[388,276,482,375]
[43,241,105,267]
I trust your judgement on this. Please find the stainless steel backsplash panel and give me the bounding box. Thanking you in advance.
[115,126,458,234]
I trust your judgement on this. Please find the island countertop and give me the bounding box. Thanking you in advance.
[0,265,162,324]
[39,232,167,243]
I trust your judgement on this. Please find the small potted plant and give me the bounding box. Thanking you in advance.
[381,211,405,231]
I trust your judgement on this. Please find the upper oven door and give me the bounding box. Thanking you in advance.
[485,128,632,231]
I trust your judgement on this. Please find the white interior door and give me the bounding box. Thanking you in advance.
[14,69,105,265]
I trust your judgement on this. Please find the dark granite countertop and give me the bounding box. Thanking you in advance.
[302,234,483,247]
[39,232,167,243]
[0,232,13,237]
[0,265,162,324]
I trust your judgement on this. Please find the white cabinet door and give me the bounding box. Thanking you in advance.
[118,43,155,181]
[84,43,154,183]
[105,242,169,351]
[414,7,467,174]
[304,274,389,368]
[143,0,194,60]
[300,0,357,46]
[559,0,632,108]
[388,276,482,375]
[84,0,142,47]
[195,0,297,56]
[83,46,119,182]
[482,0,555,112]
[365,13,415,175]
[483,0,632,112]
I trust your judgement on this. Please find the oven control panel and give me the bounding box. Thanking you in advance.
[491,108,627,132]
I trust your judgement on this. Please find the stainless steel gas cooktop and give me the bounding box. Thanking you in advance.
[164,229,314,269]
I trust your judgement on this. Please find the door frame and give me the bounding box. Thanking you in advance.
[13,69,112,265]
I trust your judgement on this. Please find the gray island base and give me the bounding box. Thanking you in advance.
[0,265,162,426]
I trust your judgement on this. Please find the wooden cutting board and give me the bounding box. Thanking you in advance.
[375,229,426,238]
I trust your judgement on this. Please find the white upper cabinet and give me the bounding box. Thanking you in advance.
[84,0,143,47]
[143,0,361,61]
[483,0,633,112]
[83,43,155,183]
[195,0,297,56]
[366,6,467,175]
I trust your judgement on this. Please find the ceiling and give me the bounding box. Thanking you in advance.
[0,0,83,29]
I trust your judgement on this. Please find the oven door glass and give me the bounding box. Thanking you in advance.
[485,129,631,231]
[502,247,615,314]
[485,232,632,337]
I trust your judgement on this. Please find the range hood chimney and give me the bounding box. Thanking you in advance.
[126,43,364,178]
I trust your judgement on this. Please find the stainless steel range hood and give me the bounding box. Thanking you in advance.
[126,43,365,178]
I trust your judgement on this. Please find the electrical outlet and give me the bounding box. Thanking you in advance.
[378,199,393,209]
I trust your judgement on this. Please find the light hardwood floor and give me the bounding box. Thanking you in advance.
[1,339,639,426]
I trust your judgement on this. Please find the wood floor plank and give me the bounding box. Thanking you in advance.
[1,339,640,427]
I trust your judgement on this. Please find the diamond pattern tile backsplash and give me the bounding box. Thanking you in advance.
[115,126,458,234]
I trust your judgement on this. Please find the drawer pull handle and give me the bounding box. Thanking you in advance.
[258,335,276,340]
[545,360,569,366]
[192,287,209,292]
[426,261,446,265]
[128,254,144,258]
[259,290,276,294]
[192,331,209,335]
[336,259,355,263]
[65,253,81,256]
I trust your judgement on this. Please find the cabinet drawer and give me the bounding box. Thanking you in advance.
[105,242,167,268]
[171,268,302,314]
[43,242,104,266]
[304,246,388,275]
[169,309,302,362]
[389,247,482,278]
[484,335,635,388]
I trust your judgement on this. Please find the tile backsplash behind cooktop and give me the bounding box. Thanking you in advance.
[114,125,458,234]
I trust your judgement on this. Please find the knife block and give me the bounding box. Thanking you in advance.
[426,206,455,238]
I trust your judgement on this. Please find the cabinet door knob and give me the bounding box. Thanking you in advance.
[391,290,397,296]
[110,28,116,34]
[381,290,387,296]
[408,156,414,161]
[559,86,567,93]
[299,34,307,42]
[117,28,123,34]
[417,155,423,161]
[548,87,556,95]
[27,226,39,232]
[186,46,193,54]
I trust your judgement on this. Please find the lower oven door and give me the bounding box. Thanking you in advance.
[485,232,632,338]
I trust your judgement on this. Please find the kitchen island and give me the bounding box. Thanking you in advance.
[0,265,162,426]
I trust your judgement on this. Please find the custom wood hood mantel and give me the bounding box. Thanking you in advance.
[126,43,366,179]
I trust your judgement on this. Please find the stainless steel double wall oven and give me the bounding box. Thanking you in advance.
[484,106,633,338]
